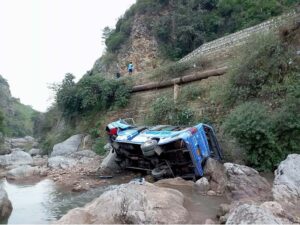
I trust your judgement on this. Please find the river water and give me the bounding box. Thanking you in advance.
[1,179,112,224]
[1,177,229,224]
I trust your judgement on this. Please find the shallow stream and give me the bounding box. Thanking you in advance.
[1,179,112,224]
[1,177,230,224]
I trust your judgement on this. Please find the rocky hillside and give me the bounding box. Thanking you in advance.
[0,75,37,137]
[91,0,298,78]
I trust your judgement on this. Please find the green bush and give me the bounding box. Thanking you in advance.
[220,26,300,171]
[93,137,107,156]
[55,74,131,119]
[105,32,127,52]
[225,33,299,106]
[151,57,211,80]
[180,84,204,101]
[102,0,297,59]
[223,102,280,170]
[0,110,4,134]
[146,96,195,126]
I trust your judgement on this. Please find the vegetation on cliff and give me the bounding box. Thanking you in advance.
[35,74,132,154]
[0,75,37,137]
[36,2,299,170]
[104,0,297,60]
[220,23,300,170]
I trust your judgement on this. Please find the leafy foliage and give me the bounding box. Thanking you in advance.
[222,27,300,171]
[0,110,4,134]
[146,96,195,126]
[55,74,131,119]
[224,34,299,106]
[223,102,280,170]
[103,0,297,59]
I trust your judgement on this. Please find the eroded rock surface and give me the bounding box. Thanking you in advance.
[6,136,37,150]
[226,203,282,224]
[51,134,83,157]
[48,156,77,169]
[58,182,190,224]
[6,165,40,180]
[204,158,227,195]
[0,186,12,221]
[272,154,300,207]
[224,163,271,201]
[98,144,120,173]
[0,150,33,167]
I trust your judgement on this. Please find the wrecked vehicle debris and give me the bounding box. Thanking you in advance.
[106,119,223,180]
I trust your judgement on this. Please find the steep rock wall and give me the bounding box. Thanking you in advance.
[93,14,159,78]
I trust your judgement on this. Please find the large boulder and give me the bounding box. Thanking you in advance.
[204,158,227,195]
[32,155,48,167]
[226,204,283,224]
[224,163,271,202]
[48,156,77,169]
[81,135,93,150]
[51,134,83,157]
[0,150,33,167]
[6,165,40,180]
[71,150,97,159]
[0,186,12,221]
[272,154,300,207]
[58,182,190,224]
[195,177,210,194]
[98,145,120,173]
[8,136,37,150]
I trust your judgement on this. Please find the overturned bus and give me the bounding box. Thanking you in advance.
[106,119,223,180]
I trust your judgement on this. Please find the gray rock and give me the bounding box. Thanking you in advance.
[70,150,98,165]
[195,177,210,194]
[9,136,36,150]
[226,204,282,224]
[104,143,113,151]
[272,154,300,207]
[0,186,12,221]
[155,177,195,187]
[82,135,92,150]
[219,214,229,224]
[0,150,33,167]
[207,190,217,196]
[71,150,97,159]
[0,141,11,155]
[32,156,48,167]
[260,201,299,223]
[224,163,271,201]
[51,134,83,157]
[57,182,190,224]
[205,218,217,224]
[204,158,227,195]
[6,165,40,180]
[48,156,77,169]
[98,147,120,173]
[218,203,232,217]
[29,148,41,156]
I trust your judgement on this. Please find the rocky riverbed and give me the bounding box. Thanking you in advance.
[0,135,299,224]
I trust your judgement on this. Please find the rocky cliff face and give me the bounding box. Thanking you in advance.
[0,75,37,137]
[0,75,12,111]
[92,14,160,77]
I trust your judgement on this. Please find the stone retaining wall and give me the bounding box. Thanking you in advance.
[180,12,299,62]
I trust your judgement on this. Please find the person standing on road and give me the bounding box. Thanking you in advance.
[128,62,134,75]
